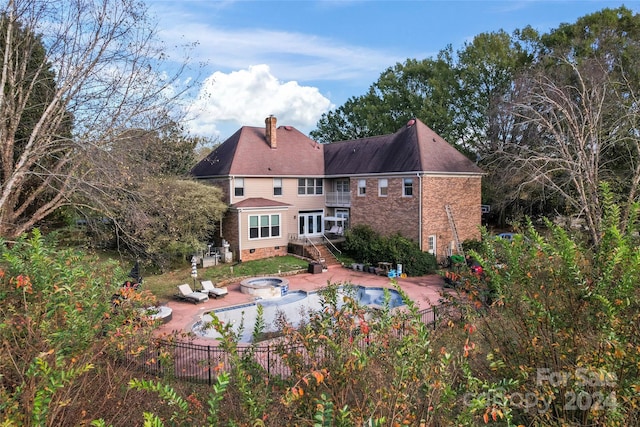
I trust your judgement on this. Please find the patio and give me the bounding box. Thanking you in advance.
[154,264,447,345]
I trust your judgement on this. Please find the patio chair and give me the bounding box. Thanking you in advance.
[175,284,209,304]
[200,280,228,299]
[327,225,340,235]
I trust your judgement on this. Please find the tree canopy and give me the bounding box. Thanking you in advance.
[0,0,199,240]
[311,6,640,238]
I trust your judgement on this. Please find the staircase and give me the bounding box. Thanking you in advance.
[445,204,464,256]
[315,243,341,267]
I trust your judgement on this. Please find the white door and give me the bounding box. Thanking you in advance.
[299,211,323,237]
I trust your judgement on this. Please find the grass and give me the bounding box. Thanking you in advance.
[142,255,310,302]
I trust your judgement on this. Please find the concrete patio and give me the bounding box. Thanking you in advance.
[154,264,447,344]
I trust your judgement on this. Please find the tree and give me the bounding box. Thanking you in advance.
[491,7,640,242]
[0,0,194,239]
[116,178,227,270]
[310,51,461,145]
[455,29,535,155]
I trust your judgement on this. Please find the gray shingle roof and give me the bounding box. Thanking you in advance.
[324,118,483,176]
[191,118,483,179]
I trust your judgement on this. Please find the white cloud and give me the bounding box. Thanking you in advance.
[186,65,334,139]
[160,24,399,83]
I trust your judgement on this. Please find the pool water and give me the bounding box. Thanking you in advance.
[192,286,405,343]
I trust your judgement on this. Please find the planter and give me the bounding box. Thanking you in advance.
[308,263,322,274]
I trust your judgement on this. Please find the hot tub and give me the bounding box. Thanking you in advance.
[240,276,289,299]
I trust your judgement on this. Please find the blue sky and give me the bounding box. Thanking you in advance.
[145,0,638,140]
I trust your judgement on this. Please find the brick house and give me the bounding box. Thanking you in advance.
[191,116,483,263]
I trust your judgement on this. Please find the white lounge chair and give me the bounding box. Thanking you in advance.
[327,225,343,236]
[200,280,228,299]
[175,284,209,304]
[327,225,340,234]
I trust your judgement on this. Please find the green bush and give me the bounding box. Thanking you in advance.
[0,229,158,425]
[342,225,437,275]
[440,197,640,425]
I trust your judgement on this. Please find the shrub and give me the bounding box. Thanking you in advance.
[343,225,437,275]
[440,198,640,425]
[0,229,158,425]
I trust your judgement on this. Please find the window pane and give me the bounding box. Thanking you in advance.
[404,178,413,196]
[358,179,366,196]
[260,215,269,226]
[274,178,282,196]
[249,216,258,227]
[270,215,279,225]
[250,228,259,238]
[379,179,388,196]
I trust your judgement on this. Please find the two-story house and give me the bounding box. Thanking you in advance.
[191,116,483,263]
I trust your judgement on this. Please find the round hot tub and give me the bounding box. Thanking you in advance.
[240,276,289,299]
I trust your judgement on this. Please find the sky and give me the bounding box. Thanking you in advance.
[145,0,639,141]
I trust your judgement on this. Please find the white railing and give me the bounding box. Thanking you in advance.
[325,191,351,206]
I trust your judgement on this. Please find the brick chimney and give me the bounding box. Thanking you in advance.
[265,115,277,149]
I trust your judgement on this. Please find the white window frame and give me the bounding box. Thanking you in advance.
[273,178,282,196]
[378,178,388,197]
[335,179,349,193]
[298,178,323,195]
[357,179,366,196]
[234,177,244,197]
[427,234,437,255]
[249,214,281,240]
[403,178,413,197]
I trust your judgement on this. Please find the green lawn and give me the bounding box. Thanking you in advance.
[141,255,310,302]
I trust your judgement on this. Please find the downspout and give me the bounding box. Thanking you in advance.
[237,208,242,262]
[417,173,423,250]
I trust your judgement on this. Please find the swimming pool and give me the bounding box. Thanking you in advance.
[192,286,405,343]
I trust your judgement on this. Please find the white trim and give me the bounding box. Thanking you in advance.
[248,213,282,240]
[427,234,437,255]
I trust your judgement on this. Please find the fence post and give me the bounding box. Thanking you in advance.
[267,345,271,377]
[207,345,212,386]
[432,306,437,330]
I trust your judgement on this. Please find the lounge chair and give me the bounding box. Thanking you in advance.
[327,225,343,236]
[175,284,209,304]
[201,280,228,298]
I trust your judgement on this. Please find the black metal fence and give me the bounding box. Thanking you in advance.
[125,305,445,385]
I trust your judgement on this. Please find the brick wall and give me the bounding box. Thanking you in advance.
[239,246,288,262]
[348,174,481,260]
[421,175,481,260]
[222,210,239,260]
[349,176,420,241]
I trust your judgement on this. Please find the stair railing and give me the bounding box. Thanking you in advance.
[321,234,342,255]
[304,237,322,262]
